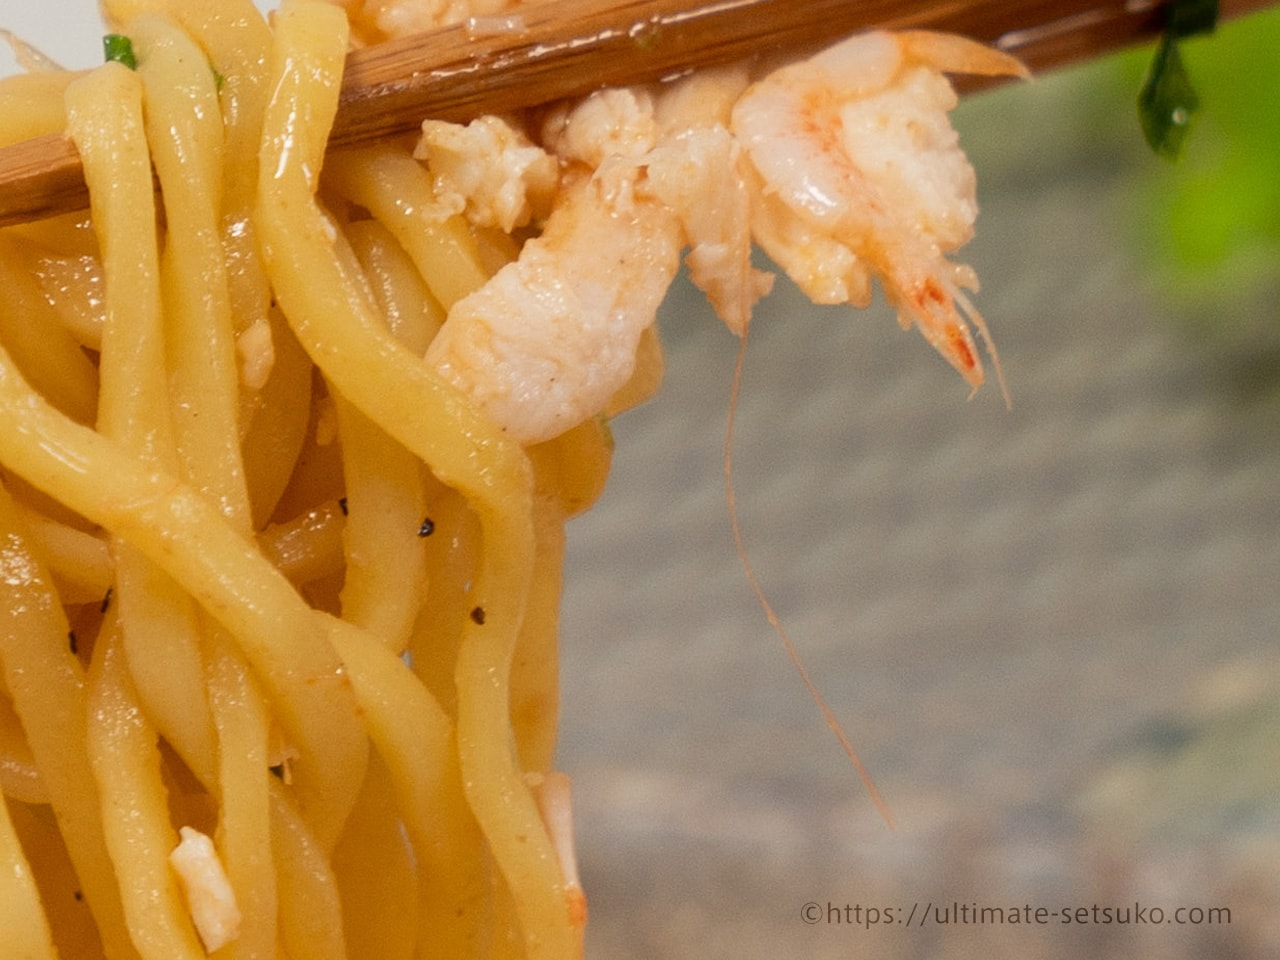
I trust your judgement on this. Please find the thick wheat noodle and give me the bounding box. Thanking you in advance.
[0,0,599,956]
[256,7,575,957]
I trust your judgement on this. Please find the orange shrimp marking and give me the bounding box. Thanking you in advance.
[948,325,976,371]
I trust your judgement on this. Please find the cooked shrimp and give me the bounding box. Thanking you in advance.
[424,90,683,444]
[415,115,558,232]
[425,74,773,443]
[646,65,773,335]
[341,0,520,42]
[731,30,1027,401]
[424,31,1023,442]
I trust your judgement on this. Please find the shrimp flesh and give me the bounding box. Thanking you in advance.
[415,115,558,233]
[645,65,774,335]
[424,89,684,444]
[421,31,1025,442]
[731,31,1027,400]
[342,0,520,42]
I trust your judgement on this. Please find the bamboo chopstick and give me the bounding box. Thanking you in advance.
[0,0,1272,228]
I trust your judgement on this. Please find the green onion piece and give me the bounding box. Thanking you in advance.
[102,34,137,70]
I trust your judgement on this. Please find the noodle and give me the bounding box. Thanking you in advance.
[0,0,1012,955]
[1,0,590,955]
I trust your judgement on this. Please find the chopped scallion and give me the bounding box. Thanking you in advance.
[102,34,137,70]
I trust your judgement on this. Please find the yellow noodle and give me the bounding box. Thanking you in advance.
[64,63,167,459]
[238,309,316,527]
[255,7,576,955]
[408,481,480,715]
[324,613,489,954]
[323,145,493,310]
[0,236,100,424]
[529,415,617,518]
[0,484,140,960]
[344,218,445,354]
[331,753,419,958]
[11,236,106,352]
[134,13,252,527]
[115,0,285,512]
[204,629,277,960]
[0,687,46,803]
[126,0,276,217]
[269,782,348,960]
[85,614,208,960]
[0,71,79,145]
[334,396,430,651]
[0,786,58,960]
[0,343,370,852]
[67,60,220,787]
[37,44,376,835]
[5,799,105,957]
[256,498,348,585]
[116,547,219,780]
[606,323,666,417]
[520,419,625,772]
[508,490,567,774]
[9,506,113,605]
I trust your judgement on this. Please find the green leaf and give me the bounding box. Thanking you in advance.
[102,34,137,70]
[1136,0,1218,159]
[1139,34,1201,160]
[1168,0,1219,40]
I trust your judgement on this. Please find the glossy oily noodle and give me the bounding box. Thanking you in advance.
[0,1,608,957]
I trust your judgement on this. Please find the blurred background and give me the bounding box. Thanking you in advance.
[557,10,1280,960]
[8,3,1280,958]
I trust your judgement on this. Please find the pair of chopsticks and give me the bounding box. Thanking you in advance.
[0,0,1272,228]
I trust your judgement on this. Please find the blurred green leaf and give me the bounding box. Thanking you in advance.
[1125,6,1280,308]
[1167,0,1220,38]
[1138,35,1201,160]
[1137,0,1217,160]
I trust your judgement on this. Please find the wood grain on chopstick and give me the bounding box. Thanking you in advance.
[0,0,1273,227]
[337,0,1276,144]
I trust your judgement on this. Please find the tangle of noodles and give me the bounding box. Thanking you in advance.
[0,1,619,956]
[0,0,1019,955]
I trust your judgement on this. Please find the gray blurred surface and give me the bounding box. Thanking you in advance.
[558,64,1280,959]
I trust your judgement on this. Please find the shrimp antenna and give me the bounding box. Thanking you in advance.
[955,286,1011,411]
[723,320,896,830]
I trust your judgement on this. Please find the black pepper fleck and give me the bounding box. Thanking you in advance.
[469,606,486,625]
[417,517,435,537]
